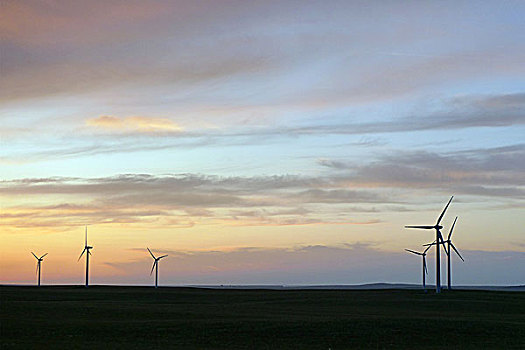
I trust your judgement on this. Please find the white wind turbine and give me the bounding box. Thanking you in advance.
[405,196,453,293]
[31,252,48,286]
[147,248,167,288]
[78,226,93,288]
[405,245,431,292]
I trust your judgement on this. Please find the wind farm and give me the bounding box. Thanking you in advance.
[9,196,516,293]
[2,1,524,349]
[5,214,520,349]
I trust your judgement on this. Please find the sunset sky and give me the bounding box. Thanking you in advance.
[1,0,524,286]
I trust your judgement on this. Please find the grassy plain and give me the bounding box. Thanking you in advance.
[1,286,524,349]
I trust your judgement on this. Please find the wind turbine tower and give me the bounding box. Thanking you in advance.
[405,196,453,293]
[31,252,48,286]
[78,226,93,288]
[147,248,167,288]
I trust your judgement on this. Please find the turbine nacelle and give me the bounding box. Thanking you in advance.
[32,252,48,262]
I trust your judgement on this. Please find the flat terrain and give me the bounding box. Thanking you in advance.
[1,286,524,349]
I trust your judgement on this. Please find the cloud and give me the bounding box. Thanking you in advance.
[2,138,524,231]
[317,143,525,198]
[3,92,523,166]
[86,116,183,133]
[3,0,524,115]
[0,173,385,230]
[263,93,525,136]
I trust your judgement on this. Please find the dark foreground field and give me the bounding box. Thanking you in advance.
[1,286,524,349]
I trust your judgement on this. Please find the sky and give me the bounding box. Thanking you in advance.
[1,0,524,286]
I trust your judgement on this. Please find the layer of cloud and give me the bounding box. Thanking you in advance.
[0,173,387,230]
[2,93,523,165]
[2,138,524,232]
[318,143,525,198]
[3,0,524,113]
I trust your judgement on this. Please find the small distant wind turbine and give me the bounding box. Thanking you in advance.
[405,196,454,293]
[405,246,431,292]
[78,226,93,288]
[425,216,464,291]
[147,248,167,288]
[31,252,48,286]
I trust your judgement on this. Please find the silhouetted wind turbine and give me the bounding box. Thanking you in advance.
[425,216,464,290]
[31,252,48,286]
[405,196,453,293]
[405,245,431,292]
[78,226,93,288]
[147,248,167,288]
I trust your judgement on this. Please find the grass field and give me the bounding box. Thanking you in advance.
[1,286,524,349]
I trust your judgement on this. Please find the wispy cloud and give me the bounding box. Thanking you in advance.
[2,93,524,164]
[2,140,523,233]
[0,174,386,230]
[318,143,525,198]
[86,116,183,134]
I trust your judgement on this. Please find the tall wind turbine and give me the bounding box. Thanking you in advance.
[31,252,48,286]
[405,196,453,293]
[78,226,93,288]
[425,216,464,290]
[147,248,167,288]
[405,245,431,292]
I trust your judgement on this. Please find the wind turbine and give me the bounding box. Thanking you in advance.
[78,226,93,288]
[425,216,464,291]
[147,248,167,288]
[31,252,48,286]
[405,196,453,293]
[405,245,431,292]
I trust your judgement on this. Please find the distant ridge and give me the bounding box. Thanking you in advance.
[2,283,524,291]
[191,283,525,291]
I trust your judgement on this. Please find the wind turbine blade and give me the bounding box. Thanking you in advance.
[147,248,156,259]
[436,196,453,225]
[36,263,39,275]
[450,243,464,262]
[423,257,428,274]
[405,225,434,229]
[442,244,449,256]
[85,226,88,247]
[447,216,458,240]
[150,261,156,275]
[31,252,38,260]
[436,230,449,255]
[78,248,86,261]
[423,245,432,254]
[40,253,48,259]
[158,255,168,259]
[405,249,422,256]
[423,241,438,247]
